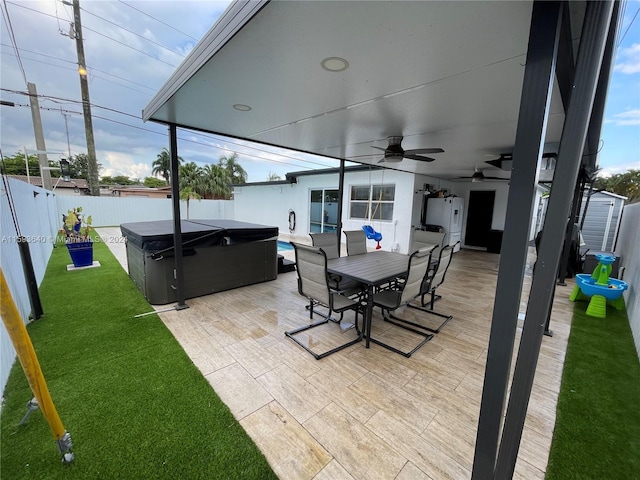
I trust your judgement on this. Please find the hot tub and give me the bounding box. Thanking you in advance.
[120,219,278,305]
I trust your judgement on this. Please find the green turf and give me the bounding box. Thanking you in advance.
[545,302,640,479]
[1,236,277,479]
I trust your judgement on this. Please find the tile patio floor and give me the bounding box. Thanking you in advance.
[98,228,573,480]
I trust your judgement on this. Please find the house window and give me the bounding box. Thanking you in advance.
[350,184,395,221]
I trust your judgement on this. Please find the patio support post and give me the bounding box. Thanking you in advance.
[337,159,345,256]
[494,2,615,478]
[169,123,188,309]
[471,2,562,478]
[557,1,620,284]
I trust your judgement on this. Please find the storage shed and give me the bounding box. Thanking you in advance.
[579,191,626,252]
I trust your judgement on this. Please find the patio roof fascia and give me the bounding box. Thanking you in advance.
[142,0,269,123]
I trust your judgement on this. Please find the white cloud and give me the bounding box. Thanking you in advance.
[608,109,640,126]
[101,151,151,180]
[614,43,640,74]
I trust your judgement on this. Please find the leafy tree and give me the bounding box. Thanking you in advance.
[69,153,102,180]
[267,172,282,181]
[202,164,231,199]
[180,186,201,219]
[218,152,247,184]
[144,176,167,188]
[152,147,183,184]
[0,152,39,175]
[593,169,640,204]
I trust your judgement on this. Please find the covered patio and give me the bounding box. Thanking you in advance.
[141,1,623,477]
[101,227,570,479]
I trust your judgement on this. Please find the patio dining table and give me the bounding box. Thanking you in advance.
[327,250,410,348]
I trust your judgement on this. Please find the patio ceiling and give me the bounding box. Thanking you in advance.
[142,1,585,181]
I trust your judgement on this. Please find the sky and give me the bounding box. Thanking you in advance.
[1,1,639,182]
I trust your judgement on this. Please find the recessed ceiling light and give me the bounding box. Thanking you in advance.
[321,57,349,72]
[233,104,252,112]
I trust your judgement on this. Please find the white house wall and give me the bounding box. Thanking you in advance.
[233,169,451,253]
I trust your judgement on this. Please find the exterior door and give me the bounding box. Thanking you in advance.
[465,190,495,248]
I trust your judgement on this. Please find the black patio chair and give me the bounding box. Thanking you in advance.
[344,230,368,256]
[310,232,362,294]
[285,243,363,359]
[370,246,435,357]
[402,243,457,333]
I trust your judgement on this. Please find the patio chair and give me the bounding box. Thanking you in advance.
[344,230,368,255]
[310,233,362,294]
[370,246,435,357]
[401,242,457,333]
[411,229,446,260]
[285,243,363,359]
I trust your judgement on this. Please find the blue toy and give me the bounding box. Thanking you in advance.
[569,253,627,318]
[362,225,382,250]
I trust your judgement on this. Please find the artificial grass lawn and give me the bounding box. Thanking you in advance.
[545,302,640,479]
[1,236,277,479]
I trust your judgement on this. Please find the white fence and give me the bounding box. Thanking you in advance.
[56,196,234,227]
[0,178,58,390]
[616,202,640,358]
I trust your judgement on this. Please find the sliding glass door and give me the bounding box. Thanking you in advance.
[310,189,339,233]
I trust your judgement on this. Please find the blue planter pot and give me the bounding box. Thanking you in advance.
[66,240,93,267]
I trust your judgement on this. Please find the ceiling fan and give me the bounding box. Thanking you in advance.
[372,136,444,163]
[485,152,557,170]
[457,168,509,182]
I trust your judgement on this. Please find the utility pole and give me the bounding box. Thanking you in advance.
[68,0,99,195]
[60,107,72,159]
[27,83,52,190]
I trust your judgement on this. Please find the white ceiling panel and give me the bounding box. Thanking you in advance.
[145,1,576,180]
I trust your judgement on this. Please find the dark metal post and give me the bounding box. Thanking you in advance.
[169,124,187,309]
[494,2,615,478]
[471,3,562,478]
[337,159,345,256]
[18,238,43,320]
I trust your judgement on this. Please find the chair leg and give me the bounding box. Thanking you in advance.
[402,302,453,334]
[285,307,362,360]
[369,309,434,358]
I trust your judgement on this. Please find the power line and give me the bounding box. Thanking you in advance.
[1,50,155,96]
[6,1,178,68]
[80,6,186,59]
[1,43,158,92]
[80,25,178,68]
[1,0,27,85]
[618,6,639,46]
[117,0,198,41]
[4,101,326,171]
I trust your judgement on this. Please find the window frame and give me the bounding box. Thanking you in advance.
[349,183,395,222]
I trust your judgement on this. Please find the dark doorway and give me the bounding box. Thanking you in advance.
[465,190,495,248]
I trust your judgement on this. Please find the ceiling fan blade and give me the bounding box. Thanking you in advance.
[403,154,435,162]
[405,148,444,155]
[371,146,387,152]
[378,157,402,163]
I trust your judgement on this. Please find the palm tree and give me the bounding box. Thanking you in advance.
[218,152,247,184]
[202,164,231,199]
[180,186,201,219]
[178,162,204,195]
[152,147,183,184]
